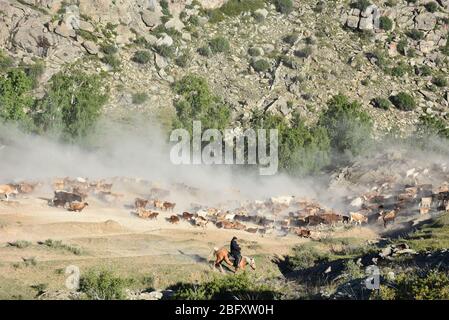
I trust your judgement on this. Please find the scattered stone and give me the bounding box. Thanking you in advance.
[82,41,99,54]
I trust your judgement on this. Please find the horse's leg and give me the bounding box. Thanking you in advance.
[223,254,237,272]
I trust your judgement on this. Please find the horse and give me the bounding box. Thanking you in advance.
[212,247,256,273]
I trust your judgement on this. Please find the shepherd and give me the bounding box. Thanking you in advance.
[212,236,256,273]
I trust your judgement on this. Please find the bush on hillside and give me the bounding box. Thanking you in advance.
[318,94,373,156]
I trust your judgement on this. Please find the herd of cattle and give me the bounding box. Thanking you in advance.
[1,177,449,239]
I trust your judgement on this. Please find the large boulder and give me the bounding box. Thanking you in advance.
[141,10,162,28]
[12,15,56,57]
[415,12,437,31]
[82,40,99,55]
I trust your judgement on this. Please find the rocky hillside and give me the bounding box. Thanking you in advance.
[0,0,448,135]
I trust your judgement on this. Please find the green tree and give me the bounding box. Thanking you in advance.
[0,69,34,123]
[34,70,108,139]
[172,74,231,133]
[318,94,373,156]
[252,112,331,176]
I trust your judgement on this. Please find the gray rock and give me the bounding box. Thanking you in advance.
[79,20,95,33]
[254,8,269,19]
[156,34,173,47]
[361,4,377,18]
[181,32,191,41]
[261,43,275,53]
[82,41,99,54]
[54,23,76,38]
[359,16,374,30]
[415,12,436,31]
[164,17,185,32]
[155,53,168,69]
[141,10,161,28]
[346,16,359,29]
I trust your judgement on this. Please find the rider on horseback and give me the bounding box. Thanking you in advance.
[230,236,242,268]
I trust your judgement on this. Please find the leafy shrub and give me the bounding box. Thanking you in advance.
[154,44,175,58]
[132,50,153,64]
[379,16,393,31]
[208,36,230,54]
[0,69,34,123]
[272,0,294,14]
[294,46,313,58]
[432,74,447,87]
[247,47,262,57]
[397,39,408,55]
[0,50,14,72]
[277,54,297,69]
[251,113,331,176]
[442,32,449,56]
[389,62,411,77]
[416,65,432,77]
[132,92,148,105]
[251,59,271,72]
[318,94,373,156]
[172,74,231,133]
[101,54,121,71]
[424,1,439,13]
[198,45,212,57]
[101,44,118,55]
[304,36,316,45]
[8,240,32,249]
[371,97,391,110]
[372,270,449,300]
[79,269,128,300]
[172,273,278,300]
[343,260,364,280]
[175,52,190,67]
[389,92,416,111]
[23,61,45,89]
[42,239,82,255]
[34,70,108,139]
[252,11,266,22]
[288,245,330,270]
[283,33,299,45]
[350,0,372,11]
[371,49,389,69]
[417,114,449,140]
[207,0,266,23]
[77,30,98,42]
[406,29,424,41]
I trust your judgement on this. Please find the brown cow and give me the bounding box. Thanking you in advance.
[153,200,165,210]
[305,215,325,226]
[14,182,37,194]
[137,208,159,219]
[54,191,82,207]
[53,198,67,208]
[349,212,368,225]
[167,215,180,224]
[135,198,149,209]
[163,201,176,212]
[293,227,311,238]
[320,213,343,225]
[181,212,195,220]
[0,184,18,200]
[379,210,396,228]
[192,216,208,228]
[67,202,89,212]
